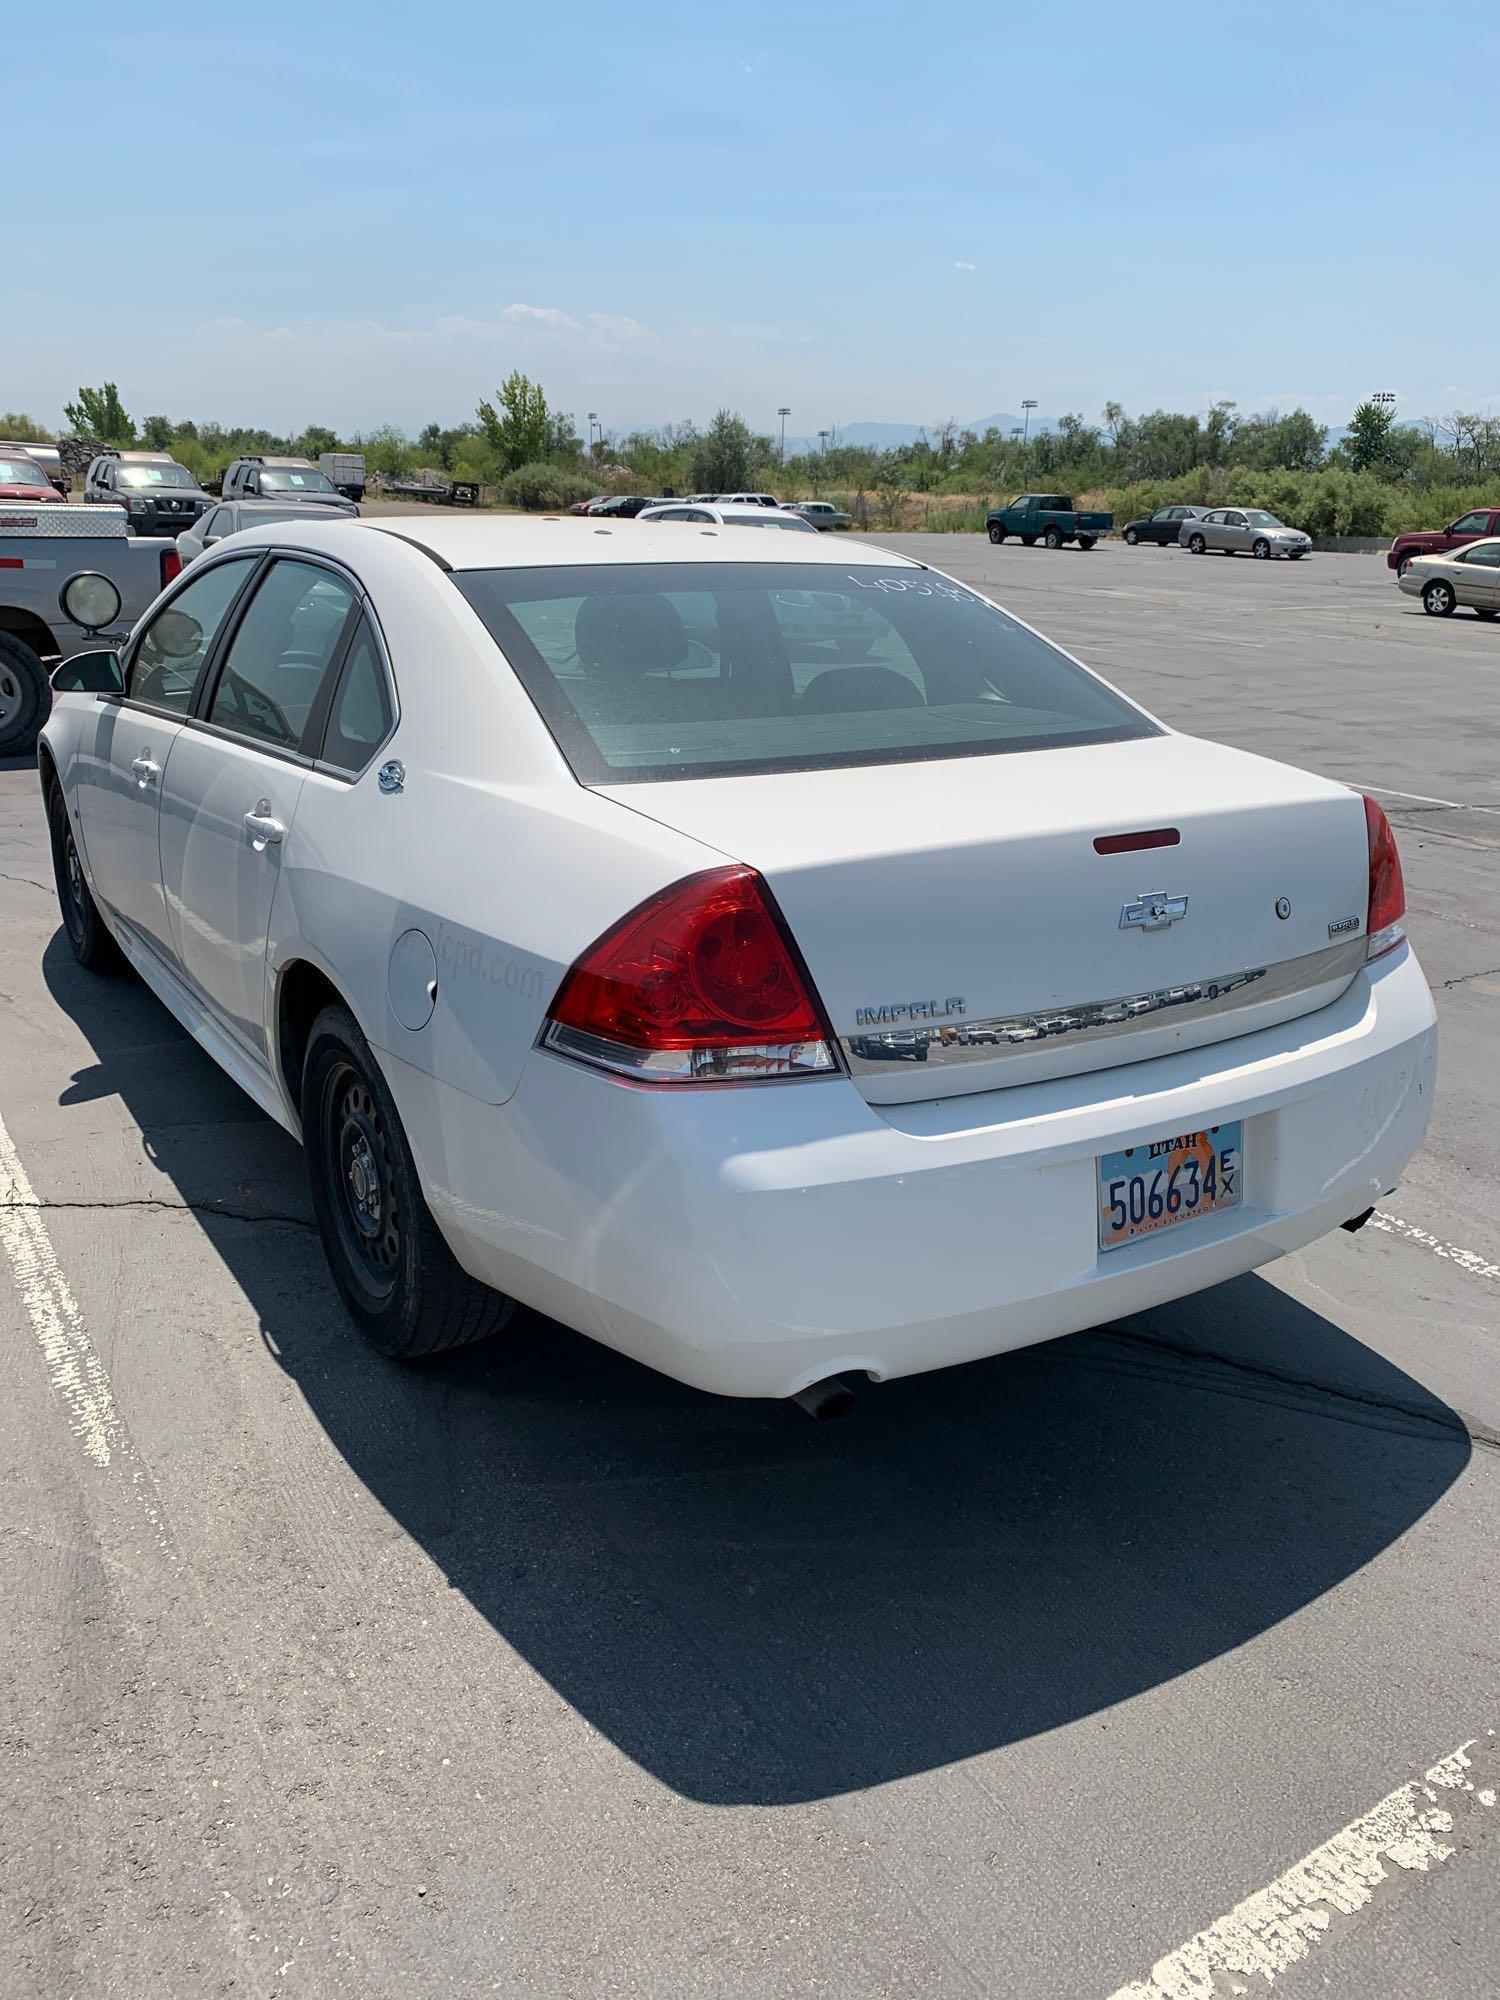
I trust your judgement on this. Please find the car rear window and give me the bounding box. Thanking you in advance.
[455,561,1158,784]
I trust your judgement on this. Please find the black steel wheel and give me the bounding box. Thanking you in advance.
[301,1003,515,1359]
[988,524,1004,544]
[47,783,120,971]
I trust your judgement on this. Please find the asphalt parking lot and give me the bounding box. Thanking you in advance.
[1,535,1495,1999]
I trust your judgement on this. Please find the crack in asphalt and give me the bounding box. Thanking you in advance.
[1,1193,316,1231]
[1439,963,1500,990]
[0,867,52,895]
[1105,1322,1500,1456]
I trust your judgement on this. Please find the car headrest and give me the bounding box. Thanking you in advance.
[574,593,690,680]
[799,664,926,713]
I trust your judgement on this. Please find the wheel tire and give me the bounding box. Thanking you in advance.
[1123,527,1139,546]
[1043,526,1062,549]
[302,1002,516,1360]
[47,782,121,971]
[1422,580,1456,617]
[0,630,50,758]
[1078,537,1097,551]
[1188,533,1207,555]
[988,524,1004,543]
[1020,535,1037,547]
[1252,538,1271,559]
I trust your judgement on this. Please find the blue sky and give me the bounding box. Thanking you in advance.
[10,4,1497,442]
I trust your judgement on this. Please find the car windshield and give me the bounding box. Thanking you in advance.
[118,464,200,489]
[456,561,1158,784]
[260,469,338,493]
[0,457,47,484]
[1243,511,1285,528]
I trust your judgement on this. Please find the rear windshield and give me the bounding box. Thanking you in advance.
[456,561,1158,784]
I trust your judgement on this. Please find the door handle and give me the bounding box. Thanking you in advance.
[244,804,285,851]
[130,754,160,788]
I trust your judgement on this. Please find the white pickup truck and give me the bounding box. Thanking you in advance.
[0,507,181,755]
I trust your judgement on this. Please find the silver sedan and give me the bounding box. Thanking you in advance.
[1180,508,1311,559]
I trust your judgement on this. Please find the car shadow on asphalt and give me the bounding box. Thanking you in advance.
[42,932,1470,1808]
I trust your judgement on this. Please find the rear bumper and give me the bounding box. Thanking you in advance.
[382,945,1437,1400]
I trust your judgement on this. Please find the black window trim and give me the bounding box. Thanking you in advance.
[310,611,399,778]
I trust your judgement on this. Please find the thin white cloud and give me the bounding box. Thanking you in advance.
[953,260,976,271]
[502,303,580,333]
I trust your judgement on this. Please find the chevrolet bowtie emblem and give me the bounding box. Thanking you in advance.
[1120,891,1188,932]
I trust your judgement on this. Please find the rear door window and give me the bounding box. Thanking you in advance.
[318,618,394,771]
[205,559,358,754]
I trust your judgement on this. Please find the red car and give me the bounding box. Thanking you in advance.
[0,451,63,503]
[1388,506,1500,575]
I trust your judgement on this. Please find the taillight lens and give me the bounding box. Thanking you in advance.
[159,549,182,588]
[543,866,837,1083]
[1363,794,1405,960]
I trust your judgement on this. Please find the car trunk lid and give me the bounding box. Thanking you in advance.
[599,733,1371,1105]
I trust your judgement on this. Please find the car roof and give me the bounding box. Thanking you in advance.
[236,515,915,571]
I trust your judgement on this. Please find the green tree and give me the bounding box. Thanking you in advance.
[1346,400,1396,474]
[357,423,413,478]
[0,411,50,443]
[545,409,582,458]
[688,409,754,492]
[297,424,340,460]
[63,382,134,444]
[476,372,551,474]
[138,415,175,449]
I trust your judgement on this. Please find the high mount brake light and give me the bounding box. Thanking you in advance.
[1363,794,1406,960]
[542,866,837,1083]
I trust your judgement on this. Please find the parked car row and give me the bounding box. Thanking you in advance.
[567,493,852,529]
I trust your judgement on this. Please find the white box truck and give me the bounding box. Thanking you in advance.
[318,452,366,502]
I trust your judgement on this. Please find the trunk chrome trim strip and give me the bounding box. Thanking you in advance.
[841,937,1366,1073]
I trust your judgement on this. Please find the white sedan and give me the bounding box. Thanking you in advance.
[39,519,1436,1407]
[636,501,815,532]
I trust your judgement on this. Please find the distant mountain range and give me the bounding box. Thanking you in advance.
[784,413,1056,454]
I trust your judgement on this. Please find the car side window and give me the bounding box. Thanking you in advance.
[127,557,258,714]
[1451,512,1489,535]
[1462,543,1500,567]
[320,618,393,772]
[207,559,358,754]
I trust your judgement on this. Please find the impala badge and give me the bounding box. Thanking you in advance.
[1120,891,1188,933]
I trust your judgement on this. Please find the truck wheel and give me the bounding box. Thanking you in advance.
[1397,553,1421,577]
[1422,579,1456,617]
[0,631,50,757]
[302,1002,517,1360]
[1078,537,1097,551]
[1188,532,1207,555]
[1123,527,1139,546]
[47,782,121,972]
[1043,526,1062,549]
[988,524,1004,543]
[1020,535,1037,547]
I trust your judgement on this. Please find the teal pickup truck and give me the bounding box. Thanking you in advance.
[985,493,1112,550]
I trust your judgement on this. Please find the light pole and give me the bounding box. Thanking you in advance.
[777,407,791,463]
[817,429,829,454]
[587,411,598,454]
[1372,391,1396,414]
[1021,399,1037,456]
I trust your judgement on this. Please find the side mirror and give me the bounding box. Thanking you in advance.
[52,649,124,695]
[59,570,123,633]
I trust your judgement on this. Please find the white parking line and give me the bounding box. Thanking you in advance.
[1370,1211,1500,1284]
[1106,1735,1497,1999]
[1360,783,1500,816]
[0,1106,119,1466]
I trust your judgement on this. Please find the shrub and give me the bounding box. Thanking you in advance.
[500,461,598,511]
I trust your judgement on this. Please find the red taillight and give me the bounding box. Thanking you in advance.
[159,549,182,588]
[544,866,836,1083]
[1363,794,1405,959]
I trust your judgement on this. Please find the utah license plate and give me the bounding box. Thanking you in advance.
[1097,1122,1242,1251]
